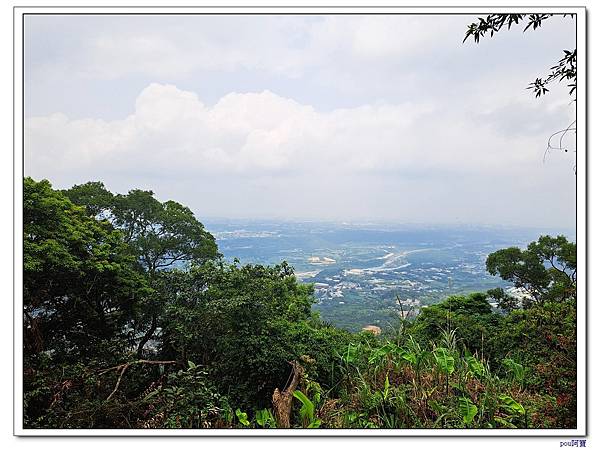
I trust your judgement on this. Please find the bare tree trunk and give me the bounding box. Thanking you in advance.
[136,314,157,358]
[272,361,304,428]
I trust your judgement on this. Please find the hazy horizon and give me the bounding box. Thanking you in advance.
[24,14,576,230]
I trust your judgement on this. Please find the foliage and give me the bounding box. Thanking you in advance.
[486,235,576,306]
[408,293,500,356]
[156,260,318,407]
[458,396,478,425]
[235,409,251,427]
[143,364,225,428]
[254,408,277,428]
[293,390,321,428]
[502,358,525,385]
[488,299,577,428]
[529,50,576,98]
[24,177,148,362]
[464,14,577,166]
[23,178,577,430]
[64,181,219,274]
[464,14,576,98]
[64,181,220,357]
[433,347,455,376]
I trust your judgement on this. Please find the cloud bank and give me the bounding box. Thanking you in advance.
[24,15,577,228]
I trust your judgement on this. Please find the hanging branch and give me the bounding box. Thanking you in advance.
[543,121,577,173]
[98,359,178,401]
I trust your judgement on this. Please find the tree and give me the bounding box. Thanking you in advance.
[409,293,500,356]
[24,178,148,362]
[490,298,577,428]
[157,260,316,407]
[65,182,219,275]
[486,287,520,312]
[64,182,220,356]
[486,235,576,307]
[61,181,114,219]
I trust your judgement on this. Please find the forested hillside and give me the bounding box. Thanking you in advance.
[23,178,577,429]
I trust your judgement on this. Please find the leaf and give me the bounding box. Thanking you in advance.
[254,408,275,428]
[498,394,525,415]
[401,351,417,365]
[502,358,524,382]
[494,416,517,428]
[465,356,485,378]
[340,343,360,365]
[368,346,388,364]
[307,419,322,428]
[293,390,316,425]
[428,399,446,416]
[187,360,196,369]
[255,410,266,426]
[458,396,478,424]
[143,388,160,401]
[235,408,250,426]
[433,347,455,375]
[433,413,449,428]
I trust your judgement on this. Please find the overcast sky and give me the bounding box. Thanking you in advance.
[24,14,576,230]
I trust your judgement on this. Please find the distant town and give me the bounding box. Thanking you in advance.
[206,220,561,331]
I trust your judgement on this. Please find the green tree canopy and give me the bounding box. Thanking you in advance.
[486,235,576,307]
[408,293,499,356]
[158,261,317,407]
[64,182,219,275]
[64,181,220,356]
[24,177,148,362]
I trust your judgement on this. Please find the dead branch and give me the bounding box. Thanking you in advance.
[98,359,178,401]
[272,360,304,428]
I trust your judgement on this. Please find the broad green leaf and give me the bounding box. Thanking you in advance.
[433,347,455,375]
[458,396,478,424]
[235,408,250,426]
[465,355,485,378]
[307,419,322,428]
[341,343,360,365]
[498,394,525,415]
[502,358,525,382]
[293,390,316,424]
[254,408,275,428]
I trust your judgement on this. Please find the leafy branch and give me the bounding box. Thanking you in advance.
[464,14,576,98]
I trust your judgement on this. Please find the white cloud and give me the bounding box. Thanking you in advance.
[23,15,577,227]
[26,82,573,180]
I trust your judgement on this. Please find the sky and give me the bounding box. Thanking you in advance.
[23,14,577,230]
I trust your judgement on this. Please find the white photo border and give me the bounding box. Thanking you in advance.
[13,4,587,437]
